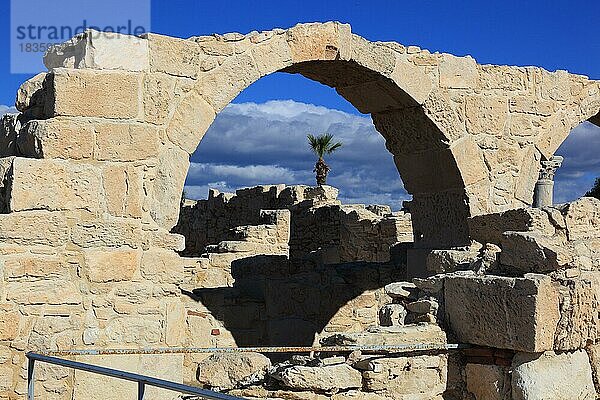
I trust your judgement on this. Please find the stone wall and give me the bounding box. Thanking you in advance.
[174,184,413,263]
[0,22,599,399]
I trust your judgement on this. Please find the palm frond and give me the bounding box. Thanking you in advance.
[307,133,342,158]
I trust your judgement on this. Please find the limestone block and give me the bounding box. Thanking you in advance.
[15,72,47,113]
[140,249,186,284]
[279,364,362,392]
[149,143,189,229]
[509,96,555,116]
[499,231,572,273]
[142,73,177,125]
[586,343,600,393]
[102,164,144,218]
[83,248,141,283]
[514,145,541,205]
[18,118,94,159]
[7,158,102,213]
[563,197,600,241]
[71,216,143,248]
[251,33,293,76]
[166,90,216,153]
[478,65,528,91]
[287,22,353,63]
[511,351,595,400]
[0,311,20,341]
[554,272,600,351]
[6,280,81,305]
[352,36,397,77]
[74,354,182,400]
[146,33,209,78]
[45,30,149,71]
[384,282,418,300]
[0,114,20,157]
[2,254,68,280]
[195,52,261,112]
[444,274,560,352]
[95,122,159,161]
[0,210,70,247]
[466,364,511,400]
[509,113,545,137]
[101,316,163,344]
[465,96,508,136]
[362,355,447,397]
[439,54,478,89]
[450,136,489,186]
[49,68,140,119]
[378,304,407,326]
[165,301,186,346]
[468,207,555,245]
[321,325,447,347]
[390,58,433,105]
[197,352,271,390]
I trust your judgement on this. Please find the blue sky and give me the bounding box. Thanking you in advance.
[1,0,599,207]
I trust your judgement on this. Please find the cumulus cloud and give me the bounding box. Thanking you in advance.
[554,121,600,203]
[0,105,17,117]
[185,100,409,209]
[184,100,600,208]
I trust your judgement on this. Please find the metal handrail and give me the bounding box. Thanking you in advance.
[26,352,244,400]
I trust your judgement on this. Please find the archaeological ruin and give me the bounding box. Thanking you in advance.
[0,21,599,399]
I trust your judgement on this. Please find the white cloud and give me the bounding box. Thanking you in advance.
[185,100,600,209]
[554,121,600,203]
[0,105,17,117]
[185,100,408,209]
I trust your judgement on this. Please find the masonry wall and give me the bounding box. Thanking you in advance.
[174,184,413,263]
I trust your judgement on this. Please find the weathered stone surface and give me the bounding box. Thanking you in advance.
[512,351,595,400]
[444,274,560,352]
[49,68,140,119]
[74,354,182,400]
[15,72,47,113]
[45,30,149,71]
[18,118,94,159]
[147,33,208,78]
[466,364,511,400]
[384,282,418,300]
[586,343,600,394]
[287,22,352,63]
[378,304,407,326]
[465,95,508,136]
[150,143,190,229]
[499,231,571,273]
[167,90,216,153]
[362,355,447,398]
[196,352,271,390]
[83,248,141,283]
[8,158,102,212]
[95,122,160,161]
[0,211,69,246]
[279,363,362,392]
[554,272,600,350]
[439,54,477,88]
[102,164,144,218]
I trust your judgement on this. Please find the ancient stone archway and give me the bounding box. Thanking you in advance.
[1,21,600,399]
[10,22,599,250]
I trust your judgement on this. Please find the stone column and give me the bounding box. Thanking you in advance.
[534,156,563,208]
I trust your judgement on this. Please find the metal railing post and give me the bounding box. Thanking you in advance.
[27,357,35,400]
[138,381,146,400]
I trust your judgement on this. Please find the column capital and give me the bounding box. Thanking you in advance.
[539,155,564,181]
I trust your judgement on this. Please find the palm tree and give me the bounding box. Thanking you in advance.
[307,133,343,186]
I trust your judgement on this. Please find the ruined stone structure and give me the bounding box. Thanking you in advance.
[0,22,599,399]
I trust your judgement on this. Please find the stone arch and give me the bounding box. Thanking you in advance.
[156,22,479,248]
[14,22,599,250]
